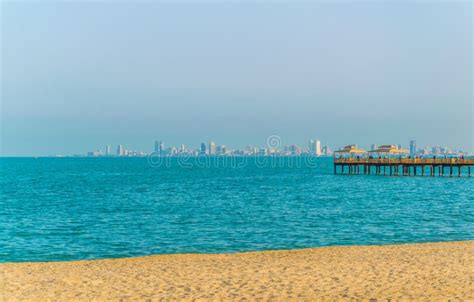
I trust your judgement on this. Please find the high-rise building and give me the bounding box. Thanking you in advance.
[315,140,321,156]
[200,142,206,155]
[159,141,164,155]
[309,140,314,153]
[105,145,111,156]
[309,139,321,155]
[322,145,332,155]
[216,145,226,155]
[209,141,216,155]
[370,144,378,151]
[117,144,124,156]
[409,140,417,155]
[168,147,177,155]
[154,140,160,154]
[290,145,302,155]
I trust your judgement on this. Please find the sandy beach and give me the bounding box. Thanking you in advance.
[1,241,473,301]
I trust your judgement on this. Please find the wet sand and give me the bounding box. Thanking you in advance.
[1,241,473,301]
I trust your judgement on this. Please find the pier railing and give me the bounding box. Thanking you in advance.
[334,158,474,165]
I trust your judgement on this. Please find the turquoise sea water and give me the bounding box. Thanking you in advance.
[1,157,473,262]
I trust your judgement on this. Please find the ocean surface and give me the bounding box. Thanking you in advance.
[1,157,473,262]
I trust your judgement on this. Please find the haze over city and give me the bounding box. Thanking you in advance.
[1,1,472,156]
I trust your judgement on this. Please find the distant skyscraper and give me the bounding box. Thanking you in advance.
[105,145,111,156]
[410,140,417,155]
[290,145,302,155]
[168,146,177,155]
[155,141,165,156]
[216,145,224,155]
[200,142,206,155]
[309,139,321,155]
[209,141,216,155]
[322,145,332,155]
[290,145,296,155]
[370,144,378,151]
[117,144,124,156]
[315,140,321,156]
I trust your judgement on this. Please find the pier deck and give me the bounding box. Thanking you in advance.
[334,158,473,176]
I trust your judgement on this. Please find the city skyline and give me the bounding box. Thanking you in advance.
[77,137,470,158]
[2,2,472,156]
[0,133,471,157]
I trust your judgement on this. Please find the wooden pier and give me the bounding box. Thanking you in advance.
[334,157,473,177]
[333,145,473,177]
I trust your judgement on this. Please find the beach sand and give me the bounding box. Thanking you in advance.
[1,241,473,301]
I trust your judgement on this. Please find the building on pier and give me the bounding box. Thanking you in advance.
[368,145,409,158]
[333,145,367,157]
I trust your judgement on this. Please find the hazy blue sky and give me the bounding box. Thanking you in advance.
[1,1,472,156]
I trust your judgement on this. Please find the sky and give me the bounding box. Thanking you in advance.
[1,1,472,156]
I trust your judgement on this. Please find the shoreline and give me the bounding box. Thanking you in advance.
[2,239,473,264]
[2,241,473,300]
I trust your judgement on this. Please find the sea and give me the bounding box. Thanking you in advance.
[1,157,472,262]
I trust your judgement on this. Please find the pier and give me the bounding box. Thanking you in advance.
[334,145,473,177]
